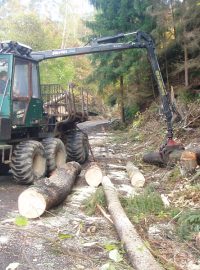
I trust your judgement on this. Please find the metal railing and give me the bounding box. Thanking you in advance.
[41,83,88,123]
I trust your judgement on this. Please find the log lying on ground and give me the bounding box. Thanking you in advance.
[142,151,165,167]
[102,175,164,270]
[84,163,103,187]
[126,161,145,187]
[18,162,81,219]
[143,145,200,168]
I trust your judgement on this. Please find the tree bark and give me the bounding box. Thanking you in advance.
[119,75,125,123]
[18,162,81,219]
[170,0,177,39]
[143,147,200,168]
[184,38,189,87]
[102,176,164,270]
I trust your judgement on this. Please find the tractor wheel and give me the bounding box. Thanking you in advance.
[11,140,46,184]
[42,138,66,174]
[66,130,89,164]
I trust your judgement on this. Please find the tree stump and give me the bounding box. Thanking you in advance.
[18,161,81,218]
[179,151,197,176]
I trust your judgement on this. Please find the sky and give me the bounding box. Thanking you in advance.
[20,0,94,19]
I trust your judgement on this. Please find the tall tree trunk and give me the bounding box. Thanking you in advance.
[61,0,68,49]
[182,0,189,87]
[164,48,170,91]
[183,27,189,87]
[119,75,125,123]
[169,0,177,39]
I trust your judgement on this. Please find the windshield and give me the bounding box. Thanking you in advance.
[0,58,8,95]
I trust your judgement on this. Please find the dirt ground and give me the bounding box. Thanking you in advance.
[0,118,200,270]
[0,120,134,270]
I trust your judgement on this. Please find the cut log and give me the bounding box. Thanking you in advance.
[179,151,197,176]
[102,176,164,270]
[126,161,145,187]
[84,163,103,187]
[18,161,81,219]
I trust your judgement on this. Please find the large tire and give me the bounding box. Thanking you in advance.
[66,130,89,164]
[11,140,46,184]
[42,138,66,174]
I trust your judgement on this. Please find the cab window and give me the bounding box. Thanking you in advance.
[13,59,29,97]
[0,58,9,95]
[32,63,40,98]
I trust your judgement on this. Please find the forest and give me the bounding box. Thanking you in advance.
[0,1,200,270]
[0,0,199,122]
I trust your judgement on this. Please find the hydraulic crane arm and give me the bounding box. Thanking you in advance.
[31,31,174,142]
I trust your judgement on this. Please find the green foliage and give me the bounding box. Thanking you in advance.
[124,103,139,121]
[110,120,127,131]
[39,58,75,87]
[168,167,181,183]
[87,0,157,119]
[106,94,117,107]
[58,233,74,240]
[104,243,119,251]
[83,187,106,216]
[120,187,165,223]
[132,112,144,128]
[178,88,198,103]
[14,216,28,227]
[0,1,92,89]
[176,210,200,240]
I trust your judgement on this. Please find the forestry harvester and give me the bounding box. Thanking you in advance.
[0,31,182,184]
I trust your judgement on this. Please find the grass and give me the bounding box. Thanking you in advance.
[120,187,166,223]
[83,187,106,216]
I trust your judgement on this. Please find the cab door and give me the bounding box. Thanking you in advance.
[12,57,30,125]
[12,58,43,126]
[0,55,12,118]
[24,63,43,126]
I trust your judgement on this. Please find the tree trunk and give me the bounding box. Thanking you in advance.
[183,24,189,87]
[119,75,125,123]
[164,49,170,91]
[170,0,177,39]
[102,176,164,270]
[18,162,81,219]
[143,147,200,168]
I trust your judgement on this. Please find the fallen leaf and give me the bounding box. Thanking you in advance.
[109,249,123,262]
[100,263,116,270]
[6,262,20,270]
[58,233,74,240]
[83,241,98,247]
[14,216,28,227]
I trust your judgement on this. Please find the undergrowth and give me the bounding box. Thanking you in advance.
[176,209,200,240]
[120,187,166,223]
[83,187,106,216]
